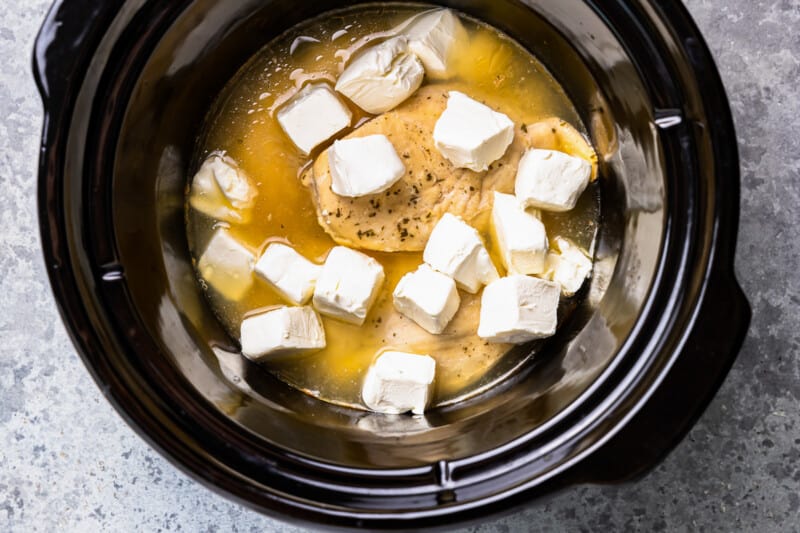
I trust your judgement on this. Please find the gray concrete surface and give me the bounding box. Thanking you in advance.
[1,0,798,531]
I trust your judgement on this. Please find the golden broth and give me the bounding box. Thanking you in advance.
[187,4,599,409]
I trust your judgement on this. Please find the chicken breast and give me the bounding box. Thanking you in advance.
[302,84,597,252]
[522,117,600,182]
[375,290,512,398]
[302,85,511,252]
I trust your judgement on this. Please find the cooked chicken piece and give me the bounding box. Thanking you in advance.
[374,290,512,397]
[302,86,513,252]
[271,289,512,402]
[522,117,599,181]
[303,85,597,252]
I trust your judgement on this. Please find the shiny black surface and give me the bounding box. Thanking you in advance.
[34,0,750,529]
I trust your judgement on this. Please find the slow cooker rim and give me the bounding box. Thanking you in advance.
[33,0,749,528]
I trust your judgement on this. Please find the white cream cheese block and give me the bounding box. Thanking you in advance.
[491,191,548,275]
[328,134,406,197]
[402,8,465,79]
[276,82,352,155]
[393,264,461,334]
[515,148,591,212]
[477,275,560,343]
[312,246,386,325]
[432,91,515,172]
[189,153,256,224]
[335,36,425,114]
[362,350,436,415]
[542,237,593,296]
[254,243,322,305]
[240,306,326,361]
[197,229,255,301]
[423,213,499,293]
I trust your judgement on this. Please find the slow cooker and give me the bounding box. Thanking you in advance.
[33,0,751,529]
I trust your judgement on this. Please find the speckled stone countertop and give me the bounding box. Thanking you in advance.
[1,0,798,531]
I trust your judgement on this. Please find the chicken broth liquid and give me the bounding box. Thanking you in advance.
[187,4,600,409]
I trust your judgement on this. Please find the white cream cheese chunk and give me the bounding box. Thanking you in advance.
[197,229,255,301]
[491,191,549,275]
[393,264,460,334]
[254,243,322,305]
[423,213,499,293]
[432,91,515,172]
[541,237,593,296]
[240,306,326,362]
[362,351,436,414]
[515,148,591,212]
[276,82,352,155]
[189,153,256,224]
[313,246,385,325]
[478,275,560,343]
[402,8,465,79]
[328,134,406,197]
[335,36,425,114]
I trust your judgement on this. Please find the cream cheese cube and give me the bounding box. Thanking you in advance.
[197,229,255,301]
[515,148,591,212]
[328,134,406,197]
[362,351,436,414]
[277,83,352,155]
[313,246,385,325]
[189,153,256,223]
[335,36,425,114]
[432,91,514,172]
[254,243,322,305]
[477,275,560,343]
[393,264,460,334]
[491,191,549,275]
[542,237,593,296]
[423,213,499,293]
[403,8,465,79]
[240,306,326,361]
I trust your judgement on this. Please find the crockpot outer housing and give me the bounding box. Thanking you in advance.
[33,0,750,529]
